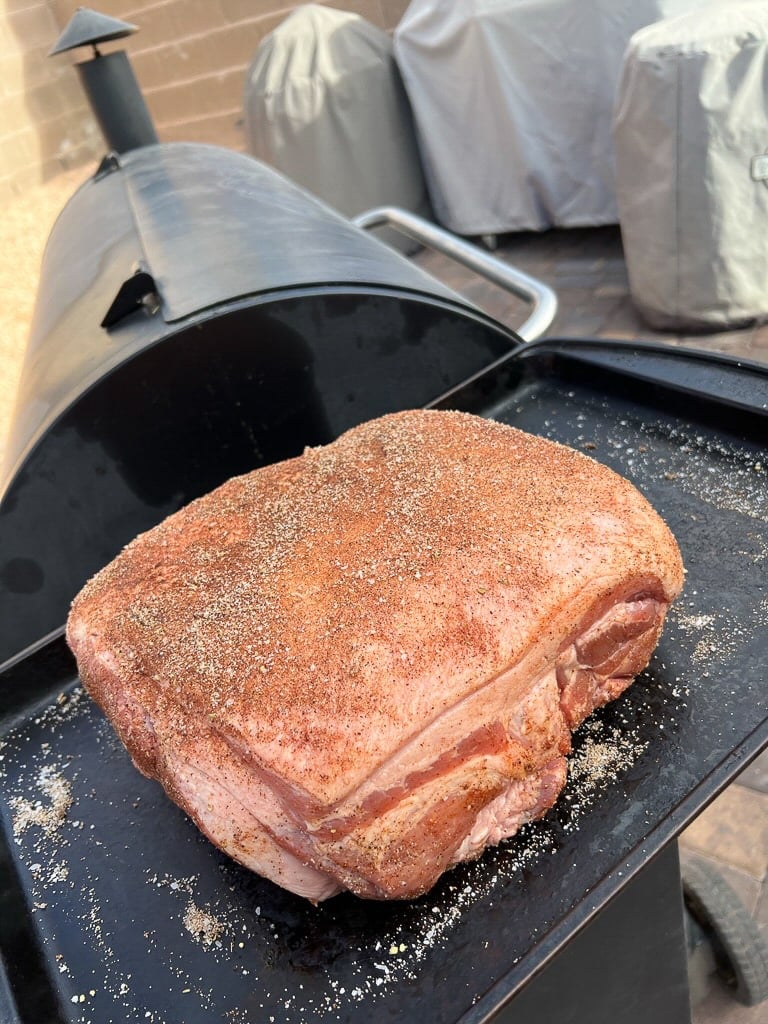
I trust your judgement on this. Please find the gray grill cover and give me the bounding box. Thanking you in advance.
[394,0,698,235]
[613,2,768,330]
[243,4,431,245]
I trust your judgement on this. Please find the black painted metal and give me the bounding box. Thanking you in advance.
[490,842,691,1024]
[0,957,22,1024]
[0,341,765,1023]
[48,8,137,56]
[100,265,158,327]
[76,51,158,153]
[50,9,155,155]
[119,144,465,322]
[0,143,519,663]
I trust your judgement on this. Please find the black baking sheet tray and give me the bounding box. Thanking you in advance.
[1,339,766,1024]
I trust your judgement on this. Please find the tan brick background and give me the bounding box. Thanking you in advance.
[0,0,412,202]
[0,1,101,201]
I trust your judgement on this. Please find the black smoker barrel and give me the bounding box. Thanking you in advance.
[0,143,521,663]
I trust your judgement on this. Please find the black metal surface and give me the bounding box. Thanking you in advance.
[77,52,159,154]
[100,266,158,327]
[492,842,691,1024]
[0,142,518,664]
[0,341,765,1023]
[120,145,463,323]
[2,143,500,490]
[48,8,137,56]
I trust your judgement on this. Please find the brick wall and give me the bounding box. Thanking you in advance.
[0,0,412,202]
[0,1,102,202]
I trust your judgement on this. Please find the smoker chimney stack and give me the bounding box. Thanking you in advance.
[50,6,158,154]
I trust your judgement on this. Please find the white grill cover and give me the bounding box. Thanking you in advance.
[394,0,698,234]
[613,3,768,329]
[243,4,431,242]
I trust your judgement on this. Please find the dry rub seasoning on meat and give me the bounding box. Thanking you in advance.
[67,410,684,901]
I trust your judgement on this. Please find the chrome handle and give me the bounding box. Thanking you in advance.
[352,206,557,342]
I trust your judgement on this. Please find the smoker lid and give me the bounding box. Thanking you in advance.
[116,143,462,323]
[3,141,505,505]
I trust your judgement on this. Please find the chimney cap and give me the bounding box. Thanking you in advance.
[49,7,138,56]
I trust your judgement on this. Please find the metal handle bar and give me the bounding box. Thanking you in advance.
[352,206,557,342]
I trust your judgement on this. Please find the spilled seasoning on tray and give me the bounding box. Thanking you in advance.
[10,765,72,838]
[183,901,226,947]
[561,718,648,830]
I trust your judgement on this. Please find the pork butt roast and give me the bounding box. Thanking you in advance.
[66,410,684,901]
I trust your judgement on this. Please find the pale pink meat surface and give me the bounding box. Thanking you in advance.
[66,410,684,901]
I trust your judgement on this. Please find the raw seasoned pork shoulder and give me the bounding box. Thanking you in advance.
[67,410,684,901]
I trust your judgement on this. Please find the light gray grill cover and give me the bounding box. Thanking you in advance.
[613,2,768,330]
[394,0,698,235]
[243,4,431,246]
